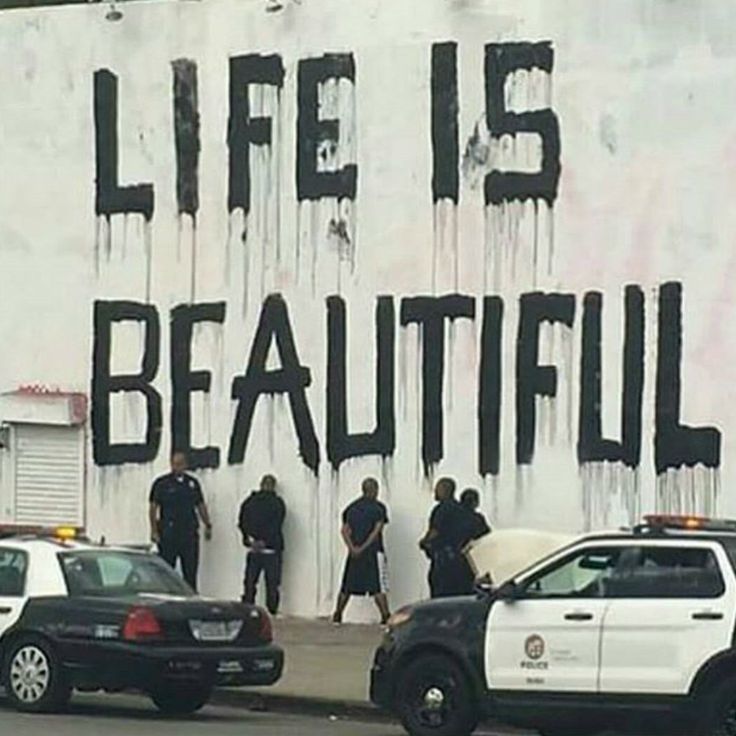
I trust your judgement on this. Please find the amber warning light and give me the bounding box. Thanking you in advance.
[642,515,736,532]
[0,525,84,541]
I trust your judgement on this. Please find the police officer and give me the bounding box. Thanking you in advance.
[149,451,212,591]
[460,487,491,541]
[238,474,286,616]
[459,487,492,593]
[419,477,470,598]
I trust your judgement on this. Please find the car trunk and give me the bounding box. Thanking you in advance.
[137,596,269,646]
[64,595,270,647]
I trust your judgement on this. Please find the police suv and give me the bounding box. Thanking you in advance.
[371,516,736,736]
[0,528,283,713]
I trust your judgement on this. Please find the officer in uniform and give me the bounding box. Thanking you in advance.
[460,487,491,541]
[419,477,471,598]
[458,487,492,592]
[149,451,212,591]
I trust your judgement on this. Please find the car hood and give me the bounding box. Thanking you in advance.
[466,528,576,584]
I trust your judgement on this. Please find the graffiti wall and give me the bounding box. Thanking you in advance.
[0,0,733,616]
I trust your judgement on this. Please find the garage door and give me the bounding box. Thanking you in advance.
[13,424,84,526]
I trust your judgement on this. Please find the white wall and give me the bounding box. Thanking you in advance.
[0,0,734,619]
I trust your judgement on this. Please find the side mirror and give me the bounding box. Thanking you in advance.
[495,580,519,601]
[473,574,494,595]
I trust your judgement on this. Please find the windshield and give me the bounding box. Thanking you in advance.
[58,550,194,598]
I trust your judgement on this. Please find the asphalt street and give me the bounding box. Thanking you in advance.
[0,694,407,736]
[0,692,657,736]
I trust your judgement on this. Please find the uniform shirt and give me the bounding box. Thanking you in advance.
[466,510,491,541]
[342,497,389,554]
[149,472,204,534]
[429,498,471,551]
[238,490,287,552]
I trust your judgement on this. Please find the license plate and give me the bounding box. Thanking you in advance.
[217,660,244,674]
[189,619,243,642]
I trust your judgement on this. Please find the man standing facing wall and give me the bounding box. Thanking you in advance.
[332,477,391,625]
[238,474,286,616]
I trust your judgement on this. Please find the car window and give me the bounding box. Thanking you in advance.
[59,550,194,598]
[604,546,724,599]
[520,547,623,599]
[718,538,736,574]
[0,547,28,597]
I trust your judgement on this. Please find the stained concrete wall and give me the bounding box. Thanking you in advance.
[0,0,732,618]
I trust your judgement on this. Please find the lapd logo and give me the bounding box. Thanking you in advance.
[525,635,545,661]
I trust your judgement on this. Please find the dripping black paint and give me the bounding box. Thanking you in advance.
[90,283,721,481]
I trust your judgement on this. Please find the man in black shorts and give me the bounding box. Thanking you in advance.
[332,477,391,625]
[149,451,212,591]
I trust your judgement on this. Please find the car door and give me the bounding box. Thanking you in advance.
[486,544,624,692]
[0,546,29,637]
[599,541,734,694]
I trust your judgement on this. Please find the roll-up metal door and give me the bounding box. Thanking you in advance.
[13,424,84,526]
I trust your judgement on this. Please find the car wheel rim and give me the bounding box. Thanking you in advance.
[10,646,51,704]
[411,674,456,728]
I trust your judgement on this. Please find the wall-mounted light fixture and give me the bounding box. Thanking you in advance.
[105,1,123,21]
[87,0,123,23]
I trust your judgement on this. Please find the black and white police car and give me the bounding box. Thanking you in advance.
[0,527,283,713]
[371,515,736,736]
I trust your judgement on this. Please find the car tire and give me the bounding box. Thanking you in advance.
[150,682,213,715]
[2,635,72,713]
[395,653,479,736]
[701,677,736,736]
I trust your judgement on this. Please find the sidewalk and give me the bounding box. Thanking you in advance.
[216,616,386,720]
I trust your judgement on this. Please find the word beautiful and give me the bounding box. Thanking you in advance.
[91,283,720,477]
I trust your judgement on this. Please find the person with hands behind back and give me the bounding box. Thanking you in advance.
[332,477,391,625]
[239,474,286,616]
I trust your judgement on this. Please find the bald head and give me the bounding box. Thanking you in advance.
[171,451,188,474]
[260,474,277,492]
[362,477,379,500]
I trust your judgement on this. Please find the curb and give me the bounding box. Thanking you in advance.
[212,689,393,723]
[212,690,516,734]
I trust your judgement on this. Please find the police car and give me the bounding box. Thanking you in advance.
[371,515,736,736]
[0,527,283,713]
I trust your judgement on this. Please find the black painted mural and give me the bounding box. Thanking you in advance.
[89,37,723,500]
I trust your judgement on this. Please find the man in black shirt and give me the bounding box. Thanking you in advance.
[459,487,491,592]
[149,451,212,591]
[460,487,491,541]
[419,477,472,598]
[332,477,391,625]
[238,474,286,615]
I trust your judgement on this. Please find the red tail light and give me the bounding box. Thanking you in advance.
[123,606,163,641]
[258,609,273,643]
